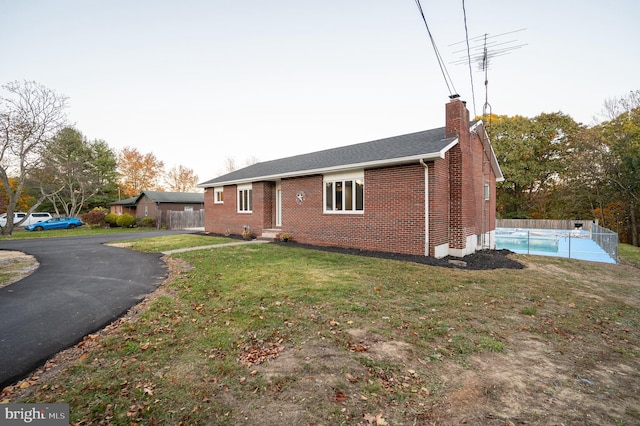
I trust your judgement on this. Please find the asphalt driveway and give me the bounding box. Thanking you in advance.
[0,231,187,388]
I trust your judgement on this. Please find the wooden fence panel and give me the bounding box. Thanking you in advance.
[168,210,204,230]
[496,219,593,231]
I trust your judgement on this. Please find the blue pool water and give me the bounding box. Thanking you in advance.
[495,228,617,264]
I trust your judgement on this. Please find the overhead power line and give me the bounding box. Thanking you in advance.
[461,0,477,117]
[414,0,458,98]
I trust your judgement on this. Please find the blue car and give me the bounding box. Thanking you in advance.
[25,216,84,231]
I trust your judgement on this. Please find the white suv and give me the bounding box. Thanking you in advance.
[0,212,53,228]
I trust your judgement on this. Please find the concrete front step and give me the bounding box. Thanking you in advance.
[259,228,281,241]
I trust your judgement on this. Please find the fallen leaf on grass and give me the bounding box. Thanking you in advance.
[334,389,347,403]
[363,412,388,425]
[348,343,369,352]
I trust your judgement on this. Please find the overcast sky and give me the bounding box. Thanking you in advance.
[2,1,638,185]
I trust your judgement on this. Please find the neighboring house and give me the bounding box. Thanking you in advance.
[109,196,138,216]
[198,99,503,258]
[109,191,205,228]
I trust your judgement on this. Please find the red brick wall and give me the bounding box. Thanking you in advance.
[260,182,275,229]
[204,182,271,236]
[446,99,495,251]
[275,166,426,255]
[429,156,451,255]
[202,145,497,257]
[448,143,464,249]
[445,99,470,140]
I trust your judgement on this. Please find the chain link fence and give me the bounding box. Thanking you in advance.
[591,223,619,262]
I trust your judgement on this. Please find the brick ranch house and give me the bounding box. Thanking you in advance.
[198,98,503,258]
[109,191,204,228]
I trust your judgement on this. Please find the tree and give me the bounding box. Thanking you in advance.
[0,80,68,235]
[598,92,640,245]
[487,112,582,218]
[87,139,120,209]
[165,165,199,192]
[560,126,612,221]
[223,156,237,174]
[117,147,165,197]
[0,177,34,212]
[35,127,118,216]
[218,155,259,177]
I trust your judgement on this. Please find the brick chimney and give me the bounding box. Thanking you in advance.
[445,98,470,140]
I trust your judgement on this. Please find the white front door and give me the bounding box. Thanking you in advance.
[276,186,282,227]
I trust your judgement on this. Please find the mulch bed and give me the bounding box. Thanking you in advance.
[199,232,523,270]
[274,241,524,270]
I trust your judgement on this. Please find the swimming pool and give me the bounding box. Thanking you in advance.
[495,228,617,264]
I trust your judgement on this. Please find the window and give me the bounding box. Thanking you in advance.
[237,184,252,212]
[214,187,224,204]
[324,173,364,213]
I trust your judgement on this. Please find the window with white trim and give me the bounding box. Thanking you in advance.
[214,187,224,204]
[324,173,364,213]
[237,184,253,213]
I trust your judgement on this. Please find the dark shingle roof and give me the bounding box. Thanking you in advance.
[199,126,460,187]
[139,191,204,204]
[109,192,204,206]
[110,196,138,206]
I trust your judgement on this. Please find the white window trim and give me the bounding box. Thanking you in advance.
[237,183,253,213]
[214,187,224,204]
[323,171,364,214]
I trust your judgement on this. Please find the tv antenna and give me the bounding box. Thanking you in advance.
[450,28,527,119]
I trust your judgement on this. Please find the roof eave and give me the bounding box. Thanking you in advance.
[198,146,455,188]
[470,121,505,182]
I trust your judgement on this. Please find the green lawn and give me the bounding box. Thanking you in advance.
[116,234,234,252]
[3,236,640,425]
[620,242,640,268]
[0,226,151,239]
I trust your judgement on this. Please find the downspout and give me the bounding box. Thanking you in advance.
[420,159,429,256]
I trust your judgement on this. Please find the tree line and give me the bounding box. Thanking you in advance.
[0,81,199,235]
[2,81,639,245]
[487,90,640,246]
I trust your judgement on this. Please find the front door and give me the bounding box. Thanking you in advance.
[276,186,282,227]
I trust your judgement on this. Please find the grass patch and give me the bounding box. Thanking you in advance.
[118,234,234,252]
[0,226,150,239]
[5,237,640,425]
[619,243,640,268]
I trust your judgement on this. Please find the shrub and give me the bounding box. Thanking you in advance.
[242,226,256,240]
[81,208,107,227]
[116,213,136,228]
[138,216,155,228]
[278,232,293,242]
[105,213,119,227]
